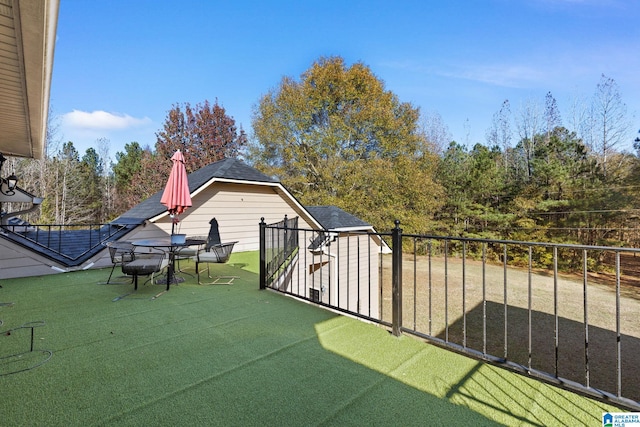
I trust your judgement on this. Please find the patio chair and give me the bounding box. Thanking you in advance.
[121,251,167,290]
[191,218,238,284]
[175,235,207,273]
[103,241,135,284]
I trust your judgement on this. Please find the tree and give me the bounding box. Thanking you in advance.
[155,99,247,173]
[590,74,630,177]
[38,142,85,224]
[113,142,143,192]
[421,110,451,154]
[436,142,470,230]
[249,56,443,232]
[515,98,542,179]
[436,142,509,237]
[112,143,161,213]
[486,99,512,170]
[112,100,247,214]
[544,92,562,141]
[77,147,104,222]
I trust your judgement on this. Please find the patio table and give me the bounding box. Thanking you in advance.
[131,238,206,291]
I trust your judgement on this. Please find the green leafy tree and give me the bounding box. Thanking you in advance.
[436,142,510,237]
[78,148,104,222]
[436,142,472,233]
[112,142,144,214]
[249,56,443,232]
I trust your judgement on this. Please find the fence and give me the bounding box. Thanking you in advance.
[260,216,299,288]
[260,219,640,410]
[1,222,131,264]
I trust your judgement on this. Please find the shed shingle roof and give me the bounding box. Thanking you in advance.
[112,159,372,233]
[113,158,276,225]
[305,206,371,230]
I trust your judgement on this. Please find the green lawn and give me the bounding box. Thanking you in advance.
[0,252,623,426]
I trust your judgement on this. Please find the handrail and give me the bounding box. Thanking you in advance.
[1,222,135,262]
[260,219,640,411]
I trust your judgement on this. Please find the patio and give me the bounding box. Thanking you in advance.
[0,252,621,426]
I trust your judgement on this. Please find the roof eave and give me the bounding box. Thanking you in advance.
[0,0,59,160]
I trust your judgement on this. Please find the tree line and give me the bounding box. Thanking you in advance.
[6,57,640,253]
[6,100,246,225]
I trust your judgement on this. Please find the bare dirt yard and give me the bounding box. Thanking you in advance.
[380,253,640,403]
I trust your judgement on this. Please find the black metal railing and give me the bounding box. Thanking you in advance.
[1,222,131,262]
[260,216,299,288]
[260,219,640,410]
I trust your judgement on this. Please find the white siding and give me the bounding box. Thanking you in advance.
[0,237,66,279]
[280,232,382,319]
[164,182,314,252]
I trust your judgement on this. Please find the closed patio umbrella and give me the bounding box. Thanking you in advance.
[160,150,192,235]
[156,150,192,289]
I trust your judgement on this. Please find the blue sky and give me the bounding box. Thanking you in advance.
[51,0,640,160]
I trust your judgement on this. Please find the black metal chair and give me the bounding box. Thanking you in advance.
[191,218,238,284]
[103,241,134,284]
[175,235,207,273]
[121,252,167,290]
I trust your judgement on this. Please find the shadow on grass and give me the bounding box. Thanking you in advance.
[439,301,640,404]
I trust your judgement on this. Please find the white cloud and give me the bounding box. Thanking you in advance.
[441,64,548,89]
[62,110,152,130]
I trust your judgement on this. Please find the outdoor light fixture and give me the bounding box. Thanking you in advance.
[0,153,18,196]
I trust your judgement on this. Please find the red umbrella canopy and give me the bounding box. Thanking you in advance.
[160,150,192,216]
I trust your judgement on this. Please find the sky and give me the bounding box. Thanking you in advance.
[50,0,640,161]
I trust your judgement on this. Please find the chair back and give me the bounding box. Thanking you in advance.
[210,242,236,263]
[105,241,134,263]
[206,217,222,250]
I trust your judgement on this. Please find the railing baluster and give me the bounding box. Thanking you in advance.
[583,249,589,388]
[347,232,351,312]
[428,239,432,337]
[357,234,361,314]
[482,242,487,355]
[554,246,559,377]
[444,239,449,343]
[463,240,467,348]
[303,229,308,298]
[413,237,417,331]
[528,245,533,371]
[616,251,622,398]
[504,243,508,360]
[391,220,402,337]
[367,233,371,317]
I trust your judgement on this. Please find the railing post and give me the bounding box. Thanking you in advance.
[259,217,266,290]
[283,214,288,268]
[392,220,403,337]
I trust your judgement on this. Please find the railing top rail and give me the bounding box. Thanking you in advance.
[401,232,640,253]
[264,223,640,253]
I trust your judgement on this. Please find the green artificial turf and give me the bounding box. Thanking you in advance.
[0,252,623,426]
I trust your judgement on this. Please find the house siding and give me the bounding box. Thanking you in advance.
[276,232,381,319]
[168,182,314,252]
[88,182,315,273]
[0,237,66,279]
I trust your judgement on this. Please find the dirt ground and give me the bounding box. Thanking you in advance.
[380,253,640,404]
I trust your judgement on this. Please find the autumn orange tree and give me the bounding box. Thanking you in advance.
[155,99,247,173]
[249,56,443,233]
[113,100,247,213]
